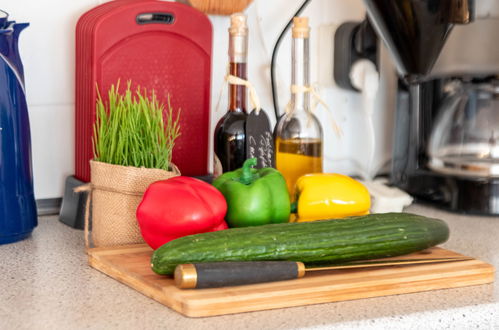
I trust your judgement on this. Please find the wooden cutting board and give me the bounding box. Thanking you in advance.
[87,244,494,317]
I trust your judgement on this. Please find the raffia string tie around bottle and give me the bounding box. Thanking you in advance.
[214,64,230,114]
[286,84,343,138]
[225,74,261,114]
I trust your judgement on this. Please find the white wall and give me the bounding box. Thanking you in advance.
[3,0,396,199]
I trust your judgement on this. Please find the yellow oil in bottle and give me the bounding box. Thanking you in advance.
[275,137,323,197]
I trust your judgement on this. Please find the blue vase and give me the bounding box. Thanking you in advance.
[0,10,37,244]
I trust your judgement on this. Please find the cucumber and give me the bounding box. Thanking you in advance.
[151,213,449,275]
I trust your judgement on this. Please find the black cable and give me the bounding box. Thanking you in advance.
[270,0,312,121]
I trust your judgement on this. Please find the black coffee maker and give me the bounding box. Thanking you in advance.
[361,0,499,215]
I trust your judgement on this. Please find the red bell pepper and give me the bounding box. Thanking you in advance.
[136,176,228,249]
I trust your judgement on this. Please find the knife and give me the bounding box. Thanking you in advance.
[174,256,473,289]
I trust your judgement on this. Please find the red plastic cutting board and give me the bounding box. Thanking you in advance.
[75,1,212,182]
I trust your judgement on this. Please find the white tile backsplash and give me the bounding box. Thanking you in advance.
[28,104,74,199]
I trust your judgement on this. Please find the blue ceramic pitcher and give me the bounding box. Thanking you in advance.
[0,10,37,244]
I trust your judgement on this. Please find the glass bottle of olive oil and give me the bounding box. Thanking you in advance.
[275,17,323,197]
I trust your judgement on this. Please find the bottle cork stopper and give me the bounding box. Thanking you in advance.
[292,16,310,38]
[229,13,247,36]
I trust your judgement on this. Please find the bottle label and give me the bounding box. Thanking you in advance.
[245,109,274,168]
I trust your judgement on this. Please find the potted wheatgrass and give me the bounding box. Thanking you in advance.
[85,81,180,248]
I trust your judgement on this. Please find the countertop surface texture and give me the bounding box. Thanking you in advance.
[0,204,498,330]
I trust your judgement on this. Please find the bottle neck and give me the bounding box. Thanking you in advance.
[228,33,248,113]
[291,37,310,113]
[228,62,247,112]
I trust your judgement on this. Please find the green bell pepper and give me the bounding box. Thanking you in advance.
[212,158,290,227]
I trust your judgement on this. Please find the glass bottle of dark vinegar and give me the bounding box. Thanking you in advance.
[214,13,248,172]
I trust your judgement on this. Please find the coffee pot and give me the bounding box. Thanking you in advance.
[429,80,499,179]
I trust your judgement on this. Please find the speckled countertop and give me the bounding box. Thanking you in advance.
[1,204,498,330]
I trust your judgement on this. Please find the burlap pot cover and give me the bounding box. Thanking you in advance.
[86,160,179,248]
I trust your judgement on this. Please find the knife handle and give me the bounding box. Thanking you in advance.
[174,261,306,289]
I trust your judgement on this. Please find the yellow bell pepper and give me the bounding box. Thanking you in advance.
[293,174,371,222]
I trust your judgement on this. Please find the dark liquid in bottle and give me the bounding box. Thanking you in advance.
[214,62,248,172]
[215,112,247,172]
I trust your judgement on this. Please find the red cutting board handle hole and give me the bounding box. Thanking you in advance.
[136,13,175,25]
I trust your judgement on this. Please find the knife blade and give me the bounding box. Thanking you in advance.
[174,256,473,289]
